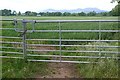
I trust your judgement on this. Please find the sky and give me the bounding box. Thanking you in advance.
[0,0,118,13]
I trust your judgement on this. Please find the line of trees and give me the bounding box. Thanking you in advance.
[0,4,119,16]
[38,11,112,16]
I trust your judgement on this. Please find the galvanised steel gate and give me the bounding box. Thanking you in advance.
[1,19,120,63]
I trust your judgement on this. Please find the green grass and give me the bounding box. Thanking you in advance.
[77,59,118,78]
[1,16,118,20]
[2,58,49,78]
[1,16,119,78]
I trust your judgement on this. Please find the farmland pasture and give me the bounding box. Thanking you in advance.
[1,16,118,20]
[1,16,119,78]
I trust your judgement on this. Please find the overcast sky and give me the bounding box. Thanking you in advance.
[0,0,117,13]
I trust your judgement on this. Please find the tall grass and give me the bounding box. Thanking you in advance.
[2,58,49,78]
[77,59,118,78]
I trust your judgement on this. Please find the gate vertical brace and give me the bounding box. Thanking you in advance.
[32,21,35,32]
[99,21,101,58]
[59,22,62,62]
[22,20,27,61]
[14,19,17,31]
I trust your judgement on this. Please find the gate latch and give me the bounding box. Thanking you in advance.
[14,19,36,33]
[19,29,27,37]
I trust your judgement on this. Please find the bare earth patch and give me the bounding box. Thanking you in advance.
[31,46,56,54]
[35,63,80,78]
[29,46,80,78]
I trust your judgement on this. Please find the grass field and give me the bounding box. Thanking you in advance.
[1,16,119,78]
[1,16,118,20]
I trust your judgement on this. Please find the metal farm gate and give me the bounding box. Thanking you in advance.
[1,19,120,63]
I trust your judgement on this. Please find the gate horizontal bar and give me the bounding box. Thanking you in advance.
[23,20,120,23]
[27,59,99,64]
[26,39,60,41]
[26,39,120,42]
[27,49,59,52]
[27,44,119,48]
[0,56,23,59]
[1,51,23,54]
[0,36,22,39]
[62,50,119,54]
[27,54,118,59]
[27,49,119,54]
[35,20,120,23]
[0,46,22,49]
[0,28,15,30]
[0,19,22,21]
[1,19,120,22]
[0,41,23,44]
[27,30,119,32]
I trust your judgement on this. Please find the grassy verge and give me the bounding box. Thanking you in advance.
[77,59,118,78]
[2,58,49,78]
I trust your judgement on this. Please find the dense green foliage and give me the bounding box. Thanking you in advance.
[110,4,120,16]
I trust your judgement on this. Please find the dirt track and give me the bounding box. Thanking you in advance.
[31,46,81,78]
[35,63,80,78]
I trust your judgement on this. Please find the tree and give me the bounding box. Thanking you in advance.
[25,11,31,16]
[1,9,11,16]
[12,10,17,16]
[110,0,120,16]
[39,12,45,16]
[25,11,38,16]
[100,12,109,16]
[63,12,71,16]
[54,12,62,16]
[78,12,86,16]
[111,4,120,16]
[87,11,96,16]
[31,12,37,16]
[0,10,2,16]
[71,13,78,16]
[111,0,120,3]
[18,11,21,16]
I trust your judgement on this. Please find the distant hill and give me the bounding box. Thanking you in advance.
[42,8,108,13]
